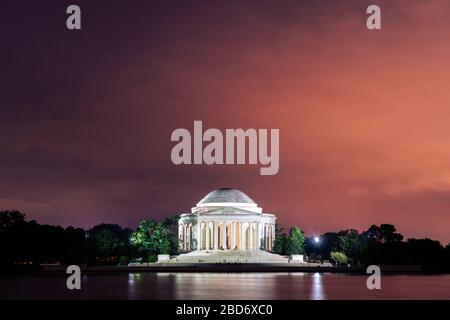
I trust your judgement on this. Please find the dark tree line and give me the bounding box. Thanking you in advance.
[0,210,85,268]
[2,210,449,273]
[0,210,180,269]
[303,224,450,273]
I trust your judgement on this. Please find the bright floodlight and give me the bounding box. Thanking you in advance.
[314,236,320,243]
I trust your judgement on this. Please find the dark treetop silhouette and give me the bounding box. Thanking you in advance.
[1,210,449,273]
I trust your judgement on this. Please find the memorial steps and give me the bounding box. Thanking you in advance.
[164,250,295,264]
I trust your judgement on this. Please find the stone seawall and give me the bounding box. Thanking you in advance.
[39,264,422,275]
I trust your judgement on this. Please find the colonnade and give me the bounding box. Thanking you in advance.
[179,221,275,252]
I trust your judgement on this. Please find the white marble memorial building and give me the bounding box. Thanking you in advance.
[178,188,276,252]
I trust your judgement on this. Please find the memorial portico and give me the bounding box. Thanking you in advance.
[179,188,276,252]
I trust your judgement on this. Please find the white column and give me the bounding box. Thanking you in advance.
[232,222,236,249]
[184,225,189,251]
[253,223,256,250]
[179,223,183,251]
[241,223,245,250]
[237,222,241,250]
[248,222,253,250]
[219,223,223,249]
[257,222,261,250]
[197,221,202,250]
[262,224,265,250]
[268,224,271,251]
[253,223,256,249]
[214,222,219,250]
[183,225,188,250]
[205,222,210,250]
[264,224,268,250]
[190,224,193,250]
[179,224,183,251]
[268,224,272,251]
[186,224,190,251]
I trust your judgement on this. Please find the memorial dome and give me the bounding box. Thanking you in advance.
[197,188,256,206]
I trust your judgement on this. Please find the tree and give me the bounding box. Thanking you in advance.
[119,256,130,266]
[273,224,287,255]
[62,226,86,265]
[379,224,403,243]
[274,234,287,255]
[95,230,122,259]
[162,214,180,229]
[87,224,128,264]
[0,210,26,232]
[337,229,366,265]
[130,217,179,256]
[405,238,447,273]
[363,224,406,265]
[130,220,158,251]
[162,214,180,254]
[330,251,348,266]
[285,226,305,255]
[1,210,87,266]
[365,224,403,244]
[1,210,28,265]
[446,243,450,271]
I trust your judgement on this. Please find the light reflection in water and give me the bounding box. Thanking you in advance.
[310,272,325,300]
[132,272,324,300]
[127,272,143,299]
[2,273,449,299]
[124,272,328,300]
[171,272,281,300]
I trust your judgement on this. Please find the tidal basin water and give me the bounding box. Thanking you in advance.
[2,273,450,300]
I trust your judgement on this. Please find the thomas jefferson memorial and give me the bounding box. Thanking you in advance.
[178,188,276,252]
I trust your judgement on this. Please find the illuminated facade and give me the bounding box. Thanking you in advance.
[178,188,276,252]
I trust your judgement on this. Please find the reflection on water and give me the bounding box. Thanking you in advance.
[171,272,290,300]
[1,273,450,300]
[311,272,325,300]
[163,272,325,300]
[127,273,143,299]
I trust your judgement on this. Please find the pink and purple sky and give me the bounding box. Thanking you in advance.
[1,0,450,243]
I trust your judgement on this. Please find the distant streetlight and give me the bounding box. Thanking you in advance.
[314,236,320,244]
